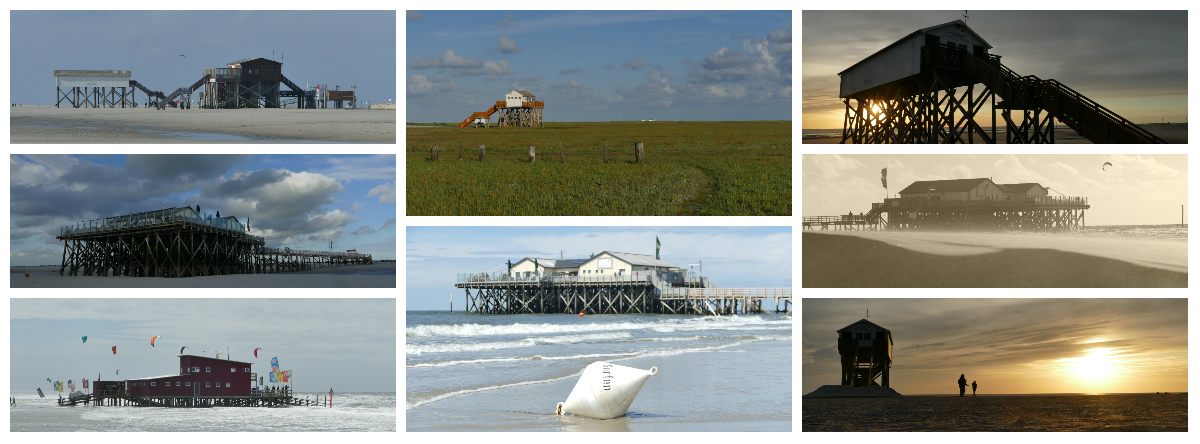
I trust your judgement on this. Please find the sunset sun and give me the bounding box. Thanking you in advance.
[1072,348,1118,381]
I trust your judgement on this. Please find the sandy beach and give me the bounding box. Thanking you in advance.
[802,231,1186,287]
[802,123,1187,144]
[10,262,395,288]
[11,106,395,143]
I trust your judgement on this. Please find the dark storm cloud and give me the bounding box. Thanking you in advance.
[213,168,291,196]
[123,154,251,182]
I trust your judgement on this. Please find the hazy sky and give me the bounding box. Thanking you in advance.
[802,10,1188,129]
[406,10,792,122]
[802,298,1188,395]
[406,226,791,311]
[10,298,396,392]
[10,154,397,265]
[802,154,1187,226]
[9,10,397,105]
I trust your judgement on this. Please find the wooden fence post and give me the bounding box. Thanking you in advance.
[560,142,565,163]
[431,145,438,161]
[604,142,609,163]
[529,145,536,164]
[634,142,644,163]
[478,144,486,161]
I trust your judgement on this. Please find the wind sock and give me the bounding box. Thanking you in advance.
[112,346,117,354]
[254,347,261,358]
[82,335,87,343]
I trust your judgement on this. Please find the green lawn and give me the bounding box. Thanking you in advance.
[405,121,791,216]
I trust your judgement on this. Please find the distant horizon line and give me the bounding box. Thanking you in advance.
[899,392,1187,396]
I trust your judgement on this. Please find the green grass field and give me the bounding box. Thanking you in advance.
[405,121,791,216]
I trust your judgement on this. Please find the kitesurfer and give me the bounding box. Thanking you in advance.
[958,374,967,397]
[972,380,978,396]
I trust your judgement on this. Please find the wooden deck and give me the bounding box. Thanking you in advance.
[59,391,324,407]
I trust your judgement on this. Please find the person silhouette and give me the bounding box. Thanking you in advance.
[958,374,967,397]
[972,381,978,396]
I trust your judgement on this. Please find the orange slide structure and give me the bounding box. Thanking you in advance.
[459,101,506,128]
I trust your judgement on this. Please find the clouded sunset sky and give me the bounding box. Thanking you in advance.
[10,155,397,265]
[803,298,1188,395]
[802,10,1187,129]
[407,10,792,122]
[802,154,1187,226]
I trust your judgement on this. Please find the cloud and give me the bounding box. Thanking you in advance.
[495,14,517,28]
[351,225,378,236]
[407,74,460,97]
[381,218,396,230]
[406,11,423,21]
[806,154,868,180]
[367,183,396,203]
[451,60,515,78]
[621,57,646,70]
[559,67,583,75]
[318,155,397,182]
[123,155,251,182]
[490,36,523,54]
[509,76,543,92]
[615,69,676,107]
[550,80,597,104]
[410,50,483,69]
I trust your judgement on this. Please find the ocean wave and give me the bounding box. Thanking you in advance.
[406,332,633,354]
[407,352,640,368]
[406,315,791,338]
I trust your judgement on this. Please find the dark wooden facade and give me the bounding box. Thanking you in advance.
[125,355,253,397]
[228,58,282,82]
[837,319,892,387]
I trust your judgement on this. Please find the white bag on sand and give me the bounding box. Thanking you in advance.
[556,361,657,419]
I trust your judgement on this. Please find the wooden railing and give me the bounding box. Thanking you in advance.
[682,288,791,299]
[882,196,1088,209]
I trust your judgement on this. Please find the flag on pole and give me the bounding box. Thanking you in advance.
[655,236,661,260]
[881,167,888,189]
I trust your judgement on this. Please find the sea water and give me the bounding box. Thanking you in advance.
[803,394,1187,431]
[8,392,395,431]
[406,311,793,431]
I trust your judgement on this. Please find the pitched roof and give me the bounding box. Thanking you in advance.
[599,251,679,268]
[898,178,995,195]
[838,19,992,75]
[228,57,278,65]
[516,258,588,269]
[837,319,890,332]
[514,90,535,97]
[997,183,1043,193]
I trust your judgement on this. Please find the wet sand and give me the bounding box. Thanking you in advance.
[406,339,791,432]
[9,263,395,288]
[10,106,395,143]
[802,232,1186,287]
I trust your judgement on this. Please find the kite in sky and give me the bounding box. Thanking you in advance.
[1102,162,1113,171]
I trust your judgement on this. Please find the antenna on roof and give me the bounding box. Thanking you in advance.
[963,10,969,21]
[866,309,869,319]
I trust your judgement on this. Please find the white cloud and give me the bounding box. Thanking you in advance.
[451,60,516,79]
[410,50,482,69]
[368,183,396,203]
[804,154,868,180]
[621,57,646,70]
[491,36,523,54]
[407,74,460,97]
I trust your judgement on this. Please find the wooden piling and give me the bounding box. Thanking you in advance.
[431,145,438,161]
[458,144,463,161]
[478,144,486,161]
[529,145,536,163]
[604,142,608,163]
[560,142,565,163]
[634,142,644,163]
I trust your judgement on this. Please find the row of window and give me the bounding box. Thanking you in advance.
[247,68,278,75]
[183,367,251,373]
[150,381,231,387]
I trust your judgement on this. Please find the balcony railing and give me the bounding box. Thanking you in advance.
[882,195,1088,210]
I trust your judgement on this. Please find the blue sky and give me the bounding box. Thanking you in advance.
[406,226,791,311]
[10,299,396,393]
[10,10,396,105]
[10,155,397,265]
[406,10,792,122]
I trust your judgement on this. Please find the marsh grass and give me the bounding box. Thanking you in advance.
[406,121,791,216]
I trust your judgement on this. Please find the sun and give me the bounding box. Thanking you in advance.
[1072,348,1117,381]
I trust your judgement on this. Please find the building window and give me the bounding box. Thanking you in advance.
[206,367,210,372]
[192,367,200,372]
[151,382,155,386]
[232,367,237,373]
[176,382,181,386]
[186,382,190,387]
[226,382,231,387]
[244,368,250,372]
[206,382,211,387]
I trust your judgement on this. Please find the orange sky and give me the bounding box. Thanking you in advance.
[803,298,1188,395]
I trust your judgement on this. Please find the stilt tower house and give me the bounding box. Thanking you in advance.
[837,319,892,387]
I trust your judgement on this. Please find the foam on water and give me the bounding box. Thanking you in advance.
[405,315,790,338]
[406,332,633,354]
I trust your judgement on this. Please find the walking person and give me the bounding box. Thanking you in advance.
[957,374,967,397]
[972,381,978,396]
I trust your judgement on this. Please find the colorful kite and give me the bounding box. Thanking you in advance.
[37,388,45,398]
[151,336,159,347]
[254,347,262,358]
[82,335,87,343]
[112,346,117,354]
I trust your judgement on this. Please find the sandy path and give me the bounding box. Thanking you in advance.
[11,106,395,143]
